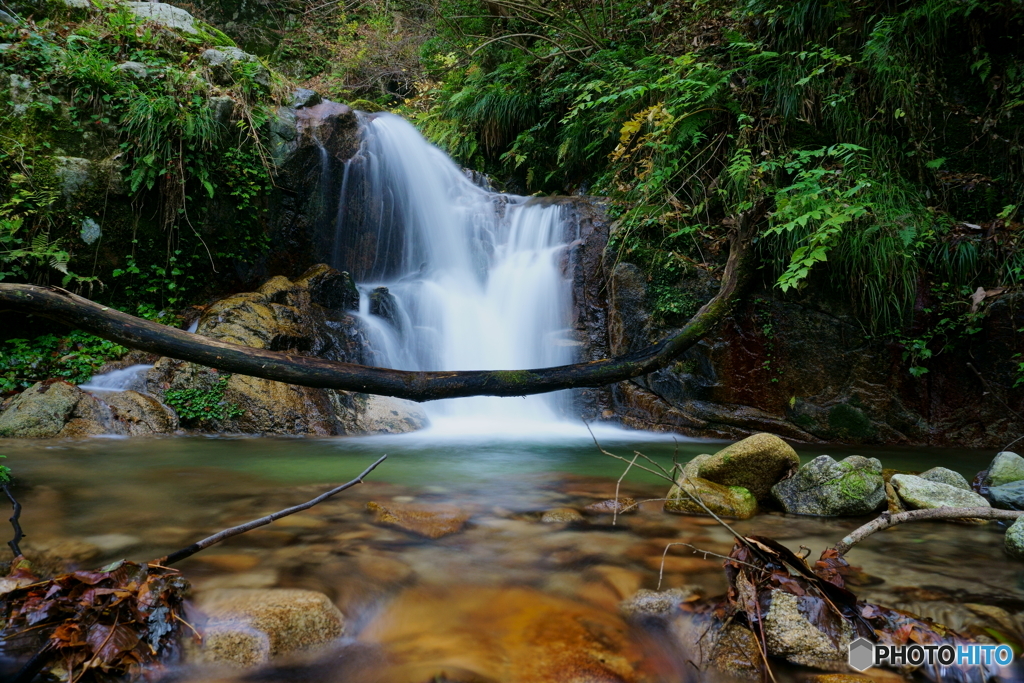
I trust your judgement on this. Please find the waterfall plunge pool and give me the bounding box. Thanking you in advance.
[1,433,1020,682]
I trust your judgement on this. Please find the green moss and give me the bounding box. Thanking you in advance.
[348,99,386,113]
[491,370,534,385]
[828,403,876,439]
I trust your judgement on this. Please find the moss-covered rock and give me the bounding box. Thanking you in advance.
[986,452,1024,488]
[918,466,971,491]
[771,455,885,516]
[681,433,799,502]
[1005,517,1024,559]
[664,476,757,519]
[890,474,990,510]
[0,381,91,437]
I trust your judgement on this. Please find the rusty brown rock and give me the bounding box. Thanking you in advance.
[366,501,469,539]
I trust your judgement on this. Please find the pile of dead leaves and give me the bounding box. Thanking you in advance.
[0,557,188,682]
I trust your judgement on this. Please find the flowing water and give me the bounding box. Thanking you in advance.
[26,115,1024,681]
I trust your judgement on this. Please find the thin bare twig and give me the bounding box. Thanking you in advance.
[154,455,387,566]
[833,506,1024,555]
[613,453,639,526]
[2,483,23,558]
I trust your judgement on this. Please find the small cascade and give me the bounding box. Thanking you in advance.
[331,113,575,433]
[79,364,154,394]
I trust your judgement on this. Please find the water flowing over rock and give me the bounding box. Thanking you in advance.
[147,264,424,436]
[680,433,800,502]
[771,455,885,516]
[890,474,991,510]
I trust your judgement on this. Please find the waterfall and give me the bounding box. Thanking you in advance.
[332,113,575,433]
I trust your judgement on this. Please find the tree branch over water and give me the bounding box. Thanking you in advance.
[0,206,762,402]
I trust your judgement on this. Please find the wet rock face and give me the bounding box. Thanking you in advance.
[771,455,886,517]
[147,264,425,436]
[592,240,1024,447]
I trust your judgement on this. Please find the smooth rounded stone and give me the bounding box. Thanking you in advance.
[81,533,141,554]
[763,590,852,667]
[664,476,757,519]
[366,501,470,538]
[0,381,86,437]
[1005,517,1024,559]
[540,507,585,524]
[583,497,638,515]
[890,474,991,510]
[918,466,971,491]
[681,433,800,502]
[115,61,148,78]
[192,588,345,667]
[987,452,1024,488]
[125,2,197,33]
[771,455,885,516]
[990,480,1024,510]
[349,394,427,435]
[619,587,702,619]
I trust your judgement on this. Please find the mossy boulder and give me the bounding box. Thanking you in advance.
[664,476,757,519]
[771,455,885,516]
[890,474,990,510]
[681,433,799,502]
[1005,517,1024,559]
[918,466,971,491]
[0,381,96,437]
[985,452,1024,488]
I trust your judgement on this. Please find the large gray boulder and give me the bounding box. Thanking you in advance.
[989,480,1024,510]
[680,433,800,502]
[771,455,885,516]
[986,452,1024,488]
[125,2,197,33]
[918,466,971,491]
[890,474,990,510]
[1006,517,1024,559]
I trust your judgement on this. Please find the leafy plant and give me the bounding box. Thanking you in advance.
[164,374,244,425]
[0,332,128,394]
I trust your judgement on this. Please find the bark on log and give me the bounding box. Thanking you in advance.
[0,206,762,403]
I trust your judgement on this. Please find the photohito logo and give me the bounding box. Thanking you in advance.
[848,638,1014,672]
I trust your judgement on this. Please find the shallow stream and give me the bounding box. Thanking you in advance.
[2,428,1021,682]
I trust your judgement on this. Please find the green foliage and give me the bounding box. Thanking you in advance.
[0,332,128,394]
[0,455,10,485]
[164,373,244,425]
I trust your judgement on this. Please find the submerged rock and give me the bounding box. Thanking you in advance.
[986,452,1024,488]
[192,588,345,667]
[619,587,702,619]
[1005,518,1024,559]
[918,466,971,491]
[540,507,585,523]
[681,433,800,502]
[771,455,885,516]
[988,480,1024,510]
[890,474,991,510]
[366,501,470,538]
[583,497,638,515]
[664,476,757,519]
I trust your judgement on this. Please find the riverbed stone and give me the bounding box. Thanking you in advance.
[890,474,991,510]
[989,480,1024,510]
[681,433,799,502]
[193,588,345,667]
[1005,518,1024,559]
[763,589,853,667]
[584,497,638,515]
[366,501,470,538]
[987,452,1024,488]
[348,394,427,434]
[771,455,885,516]
[664,476,757,519]
[918,467,971,491]
[541,507,585,523]
[0,381,88,437]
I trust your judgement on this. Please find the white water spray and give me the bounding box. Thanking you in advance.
[336,114,575,434]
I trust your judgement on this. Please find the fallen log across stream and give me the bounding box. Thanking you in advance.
[0,207,762,402]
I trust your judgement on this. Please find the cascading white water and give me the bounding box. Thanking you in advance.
[79,364,153,393]
[337,113,575,433]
